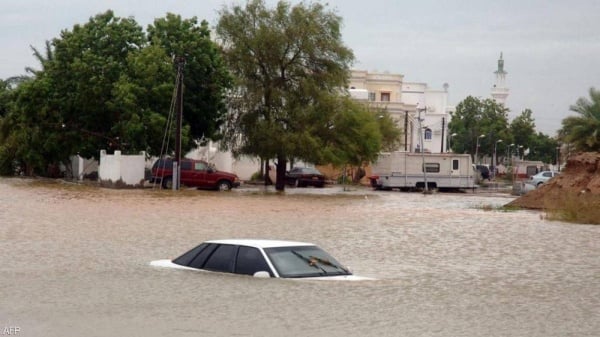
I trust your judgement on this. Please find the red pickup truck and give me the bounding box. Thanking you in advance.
[151,158,241,191]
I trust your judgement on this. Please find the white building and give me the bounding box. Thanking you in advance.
[491,52,509,105]
[348,70,454,153]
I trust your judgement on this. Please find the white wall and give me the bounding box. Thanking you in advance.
[98,150,146,186]
[70,155,98,180]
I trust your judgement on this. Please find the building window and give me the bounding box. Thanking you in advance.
[368,92,376,101]
[424,128,432,141]
[380,92,390,102]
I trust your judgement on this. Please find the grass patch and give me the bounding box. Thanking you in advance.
[477,203,520,212]
[544,192,600,225]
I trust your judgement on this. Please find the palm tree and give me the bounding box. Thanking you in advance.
[25,40,54,76]
[559,87,600,152]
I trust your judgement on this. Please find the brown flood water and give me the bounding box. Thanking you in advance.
[1,178,598,337]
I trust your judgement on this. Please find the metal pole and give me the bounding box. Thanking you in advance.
[174,56,185,190]
[404,111,408,151]
[440,117,445,153]
[418,108,429,193]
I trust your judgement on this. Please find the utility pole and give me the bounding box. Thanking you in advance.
[440,117,445,153]
[404,111,408,151]
[173,56,185,190]
[418,108,430,194]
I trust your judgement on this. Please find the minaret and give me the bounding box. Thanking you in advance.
[491,52,509,105]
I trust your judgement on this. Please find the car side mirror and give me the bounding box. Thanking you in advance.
[253,271,271,278]
[207,167,214,173]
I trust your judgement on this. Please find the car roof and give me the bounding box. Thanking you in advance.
[204,239,315,248]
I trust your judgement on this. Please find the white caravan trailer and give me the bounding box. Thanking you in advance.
[369,152,476,190]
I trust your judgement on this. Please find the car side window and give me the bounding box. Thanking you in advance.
[203,244,237,273]
[188,244,218,269]
[543,172,552,177]
[180,161,192,170]
[235,246,272,276]
[173,243,207,267]
[194,162,207,171]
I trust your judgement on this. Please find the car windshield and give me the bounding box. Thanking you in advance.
[297,168,320,174]
[264,245,351,278]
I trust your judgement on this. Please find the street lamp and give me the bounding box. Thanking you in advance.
[507,143,515,166]
[493,139,503,179]
[475,134,485,164]
[448,133,457,153]
[518,145,524,160]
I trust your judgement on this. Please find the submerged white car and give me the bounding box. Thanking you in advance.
[151,239,373,281]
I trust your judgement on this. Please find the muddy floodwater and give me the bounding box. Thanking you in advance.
[1,178,598,337]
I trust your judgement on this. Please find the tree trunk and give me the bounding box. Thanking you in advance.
[275,155,287,191]
[264,159,272,186]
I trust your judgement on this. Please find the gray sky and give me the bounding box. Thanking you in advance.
[2,0,599,135]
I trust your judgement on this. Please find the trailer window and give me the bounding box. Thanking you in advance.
[452,159,459,170]
[423,163,440,173]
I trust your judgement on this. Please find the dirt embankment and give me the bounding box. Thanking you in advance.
[507,152,600,209]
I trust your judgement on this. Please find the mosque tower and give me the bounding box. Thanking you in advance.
[491,52,509,105]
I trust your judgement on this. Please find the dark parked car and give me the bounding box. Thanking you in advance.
[475,164,490,180]
[150,158,240,191]
[285,167,326,187]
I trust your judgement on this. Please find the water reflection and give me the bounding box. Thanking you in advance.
[1,178,598,337]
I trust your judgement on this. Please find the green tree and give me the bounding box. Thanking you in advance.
[46,10,146,158]
[373,107,403,152]
[217,0,380,190]
[0,79,18,174]
[448,96,510,163]
[109,43,178,155]
[25,40,54,76]
[0,79,11,118]
[509,109,535,155]
[0,10,232,177]
[526,132,558,163]
[559,87,600,152]
[147,13,232,145]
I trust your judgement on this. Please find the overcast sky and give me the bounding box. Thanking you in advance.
[2,0,599,135]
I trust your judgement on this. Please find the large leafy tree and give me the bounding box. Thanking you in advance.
[559,87,600,152]
[527,132,558,163]
[41,10,146,158]
[509,109,535,154]
[0,10,232,177]
[217,0,383,190]
[0,80,19,174]
[147,14,232,145]
[374,107,403,152]
[448,96,510,163]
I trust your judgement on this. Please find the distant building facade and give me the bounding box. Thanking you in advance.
[348,70,454,153]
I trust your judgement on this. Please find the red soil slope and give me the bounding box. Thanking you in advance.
[507,152,600,209]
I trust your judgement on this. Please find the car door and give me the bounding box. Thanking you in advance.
[179,160,194,186]
[234,246,273,277]
[203,244,237,273]
[190,161,209,188]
